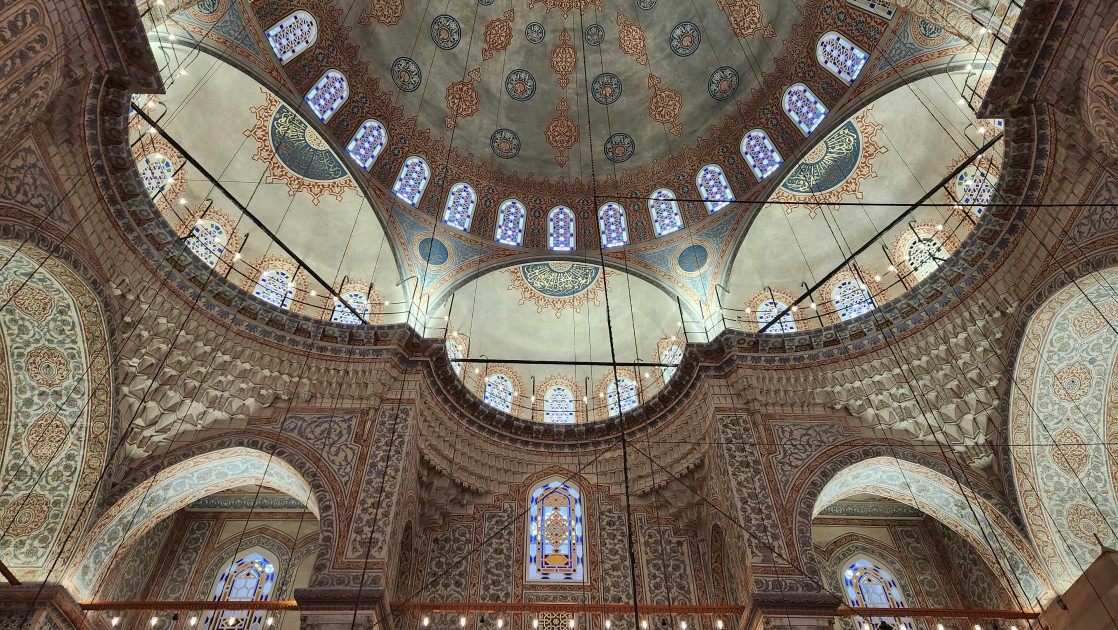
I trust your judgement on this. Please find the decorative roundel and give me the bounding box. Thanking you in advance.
[391,57,422,92]
[418,237,450,266]
[525,22,546,44]
[591,73,623,105]
[707,66,739,101]
[676,243,709,274]
[505,69,537,101]
[491,129,522,159]
[912,18,951,47]
[604,133,635,163]
[669,22,701,57]
[431,15,462,50]
[196,0,220,14]
[584,24,605,46]
[636,0,656,8]
[479,0,495,5]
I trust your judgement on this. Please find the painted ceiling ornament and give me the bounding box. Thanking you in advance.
[25,410,67,466]
[445,67,482,130]
[391,57,422,92]
[7,281,53,324]
[545,98,579,167]
[0,492,50,538]
[431,14,462,50]
[646,74,683,137]
[25,345,70,388]
[358,0,405,26]
[707,66,739,101]
[551,29,577,89]
[505,262,614,317]
[604,133,635,163]
[529,0,602,18]
[584,24,605,46]
[491,128,522,159]
[715,0,776,39]
[616,13,648,65]
[636,0,655,8]
[591,73,623,105]
[769,109,888,218]
[482,9,516,61]
[505,69,537,101]
[1052,427,1089,476]
[526,22,546,44]
[669,22,701,57]
[1053,361,1093,403]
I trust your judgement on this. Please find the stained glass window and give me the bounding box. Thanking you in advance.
[740,131,783,182]
[606,378,638,416]
[305,70,348,122]
[832,279,874,321]
[447,340,464,376]
[442,182,476,230]
[204,552,277,630]
[346,119,387,171]
[138,153,174,196]
[185,219,227,267]
[905,236,949,282]
[484,374,514,413]
[544,386,576,424]
[254,269,295,308]
[695,165,735,214]
[527,479,585,582]
[817,31,868,84]
[954,165,996,216]
[331,291,370,324]
[598,202,629,248]
[783,84,828,136]
[648,188,684,235]
[846,0,896,20]
[843,557,911,630]
[548,207,576,251]
[495,199,527,246]
[659,345,683,383]
[265,11,317,64]
[757,299,795,333]
[393,156,431,208]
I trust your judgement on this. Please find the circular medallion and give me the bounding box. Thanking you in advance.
[25,345,70,388]
[677,244,709,274]
[525,22,546,44]
[491,129,522,159]
[584,24,605,46]
[1,492,49,537]
[780,120,861,194]
[418,237,450,266]
[636,0,656,8]
[669,22,701,57]
[604,133,635,163]
[505,69,537,101]
[391,57,422,92]
[431,15,462,50]
[591,73,623,105]
[479,0,495,5]
[707,66,739,101]
[270,105,348,181]
[912,18,950,47]
[196,0,221,14]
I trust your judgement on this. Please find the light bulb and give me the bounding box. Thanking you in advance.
[965,64,973,71]
[863,624,871,630]
[675,321,682,327]
[168,33,176,40]
[980,26,988,33]
[641,621,649,630]
[936,224,944,231]
[791,305,798,312]
[715,621,723,630]
[189,617,198,627]
[973,625,981,630]
[474,368,480,374]
[887,264,895,272]
[670,335,676,341]
[958,98,966,105]
[533,620,540,629]
[606,621,612,629]
[568,620,575,629]
[497,620,504,628]
[423,616,431,626]
[179,197,187,205]
[978,126,987,134]
[937,625,945,630]
[267,619,274,626]
[460,616,467,627]
[151,617,159,627]
[810,302,817,309]
[228,620,237,627]
[680,622,687,630]
[310,290,317,296]
[874,274,881,281]
[643,372,650,378]
[384,300,390,306]
[148,127,156,134]
[111,618,120,627]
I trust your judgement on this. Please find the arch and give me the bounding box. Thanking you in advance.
[185,218,229,268]
[346,118,387,172]
[783,83,828,135]
[548,206,576,251]
[898,228,951,284]
[203,550,278,629]
[526,477,586,582]
[173,206,241,275]
[739,131,783,182]
[648,188,684,236]
[0,241,111,582]
[543,385,576,424]
[841,554,914,629]
[394,156,431,208]
[304,69,348,123]
[607,379,638,417]
[324,279,382,324]
[832,278,874,321]
[442,182,477,231]
[953,159,998,217]
[265,10,318,64]
[598,202,629,248]
[254,268,296,309]
[66,447,318,599]
[817,31,868,84]
[533,375,584,423]
[695,164,735,213]
[658,342,684,383]
[495,199,527,247]
[330,292,370,324]
[446,339,466,376]
[484,374,516,413]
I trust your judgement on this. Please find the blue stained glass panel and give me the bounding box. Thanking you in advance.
[598,202,629,248]
[548,206,575,251]
[495,199,527,246]
[484,374,514,412]
[442,182,476,230]
[832,279,874,320]
[544,386,575,423]
[740,131,783,182]
[305,70,348,122]
[817,31,868,84]
[527,480,585,582]
[783,84,828,135]
[393,156,431,208]
[254,270,294,308]
[648,188,684,235]
[346,119,386,171]
[266,11,317,64]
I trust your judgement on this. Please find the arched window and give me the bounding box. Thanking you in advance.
[648,188,684,235]
[846,0,896,20]
[757,299,795,333]
[185,219,227,268]
[526,479,585,582]
[548,206,576,251]
[446,340,464,376]
[954,164,996,216]
[905,235,949,282]
[817,31,868,84]
[484,374,514,413]
[695,165,735,214]
[204,552,277,629]
[544,386,576,424]
[740,131,783,182]
[783,84,828,136]
[305,70,348,122]
[442,182,476,231]
[606,378,638,416]
[346,119,387,171]
[598,202,629,248]
[843,557,911,630]
[266,11,317,64]
[659,345,683,383]
[138,153,174,196]
[254,269,295,308]
[331,291,370,324]
[393,156,431,208]
[495,199,527,246]
[832,279,874,320]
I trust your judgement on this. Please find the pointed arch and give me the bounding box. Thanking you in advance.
[890,223,959,286]
[841,555,913,629]
[695,165,735,213]
[484,374,516,413]
[204,550,278,629]
[442,182,477,231]
[832,278,874,321]
[265,10,317,64]
[598,202,629,248]
[817,31,868,84]
[495,199,527,246]
[543,385,576,424]
[648,188,684,235]
[304,69,348,122]
[526,477,586,582]
[173,206,241,275]
[346,119,387,171]
[533,375,584,423]
[657,340,684,383]
[739,131,783,182]
[325,280,381,325]
[548,206,576,251]
[254,269,296,309]
[783,83,828,135]
[393,156,431,208]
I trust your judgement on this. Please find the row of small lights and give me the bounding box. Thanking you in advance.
[422,616,726,629]
[110,615,276,626]
[859,623,1020,630]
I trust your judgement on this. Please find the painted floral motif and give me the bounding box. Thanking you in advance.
[551,29,577,89]
[482,9,515,61]
[715,0,776,38]
[445,67,482,130]
[7,282,52,323]
[647,74,682,137]
[1053,361,1092,403]
[616,14,648,65]
[545,99,579,167]
[1066,503,1112,544]
[25,345,70,388]
[1070,303,1118,338]
[1052,427,1089,475]
[529,0,601,18]
[0,492,49,537]
[25,411,67,465]
[359,0,404,26]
